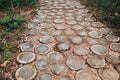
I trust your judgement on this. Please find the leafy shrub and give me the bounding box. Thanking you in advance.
[80,0,120,36]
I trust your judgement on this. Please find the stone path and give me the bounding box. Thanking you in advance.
[15,0,120,80]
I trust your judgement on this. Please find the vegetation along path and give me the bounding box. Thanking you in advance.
[15,0,120,80]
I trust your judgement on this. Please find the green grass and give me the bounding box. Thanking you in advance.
[80,0,120,36]
[3,50,12,61]
[0,14,27,31]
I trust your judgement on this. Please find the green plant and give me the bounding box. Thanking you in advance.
[3,50,12,61]
[0,49,12,64]
[0,32,7,39]
[0,14,27,31]
[15,32,22,41]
